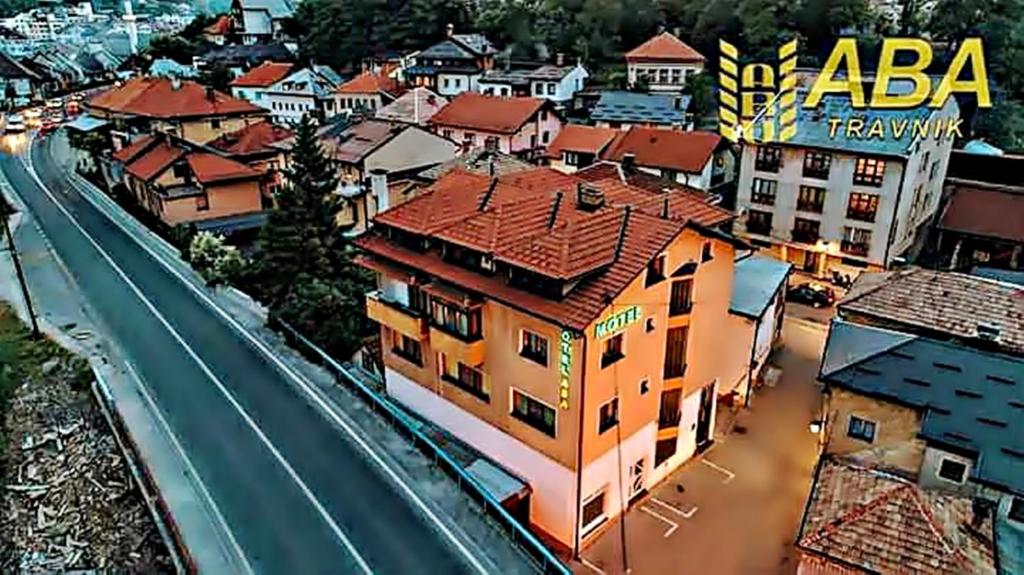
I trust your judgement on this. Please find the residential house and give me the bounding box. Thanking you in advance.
[405,27,496,97]
[544,124,619,173]
[734,92,958,279]
[375,87,447,126]
[334,70,405,116]
[264,65,343,125]
[230,0,295,44]
[625,31,705,92]
[428,92,562,158]
[0,50,44,106]
[477,69,531,98]
[356,165,759,550]
[111,132,268,231]
[203,15,231,45]
[207,120,293,204]
[229,61,294,110]
[590,91,691,130]
[276,118,459,235]
[194,42,294,73]
[415,148,534,186]
[525,63,588,105]
[601,127,733,192]
[87,76,266,147]
[935,180,1024,271]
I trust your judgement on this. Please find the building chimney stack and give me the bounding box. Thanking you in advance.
[446,23,454,38]
[576,182,605,211]
[556,52,565,67]
[171,76,181,90]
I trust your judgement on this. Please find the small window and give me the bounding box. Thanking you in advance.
[195,193,210,211]
[853,157,886,187]
[797,185,826,213]
[601,334,624,368]
[598,397,619,434]
[542,131,550,144]
[541,110,548,121]
[645,317,655,333]
[663,326,688,379]
[511,389,556,437]
[701,241,713,262]
[937,457,968,484]
[520,329,549,366]
[547,83,555,95]
[847,415,876,443]
[438,353,488,401]
[802,151,831,179]
[639,378,650,395]
[755,146,782,172]
[645,255,665,287]
[211,118,221,129]
[581,489,606,535]
[669,279,693,316]
[751,178,778,205]
[654,437,677,466]
[392,332,423,366]
[442,129,453,139]
[1009,497,1024,523]
[746,209,773,235]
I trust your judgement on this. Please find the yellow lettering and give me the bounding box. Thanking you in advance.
[933,119,944,139]
[847,117,864,138]
[866,118,885,139]
[931,38,990,108]
[806,39,865,108]
[945,117,963,138]
[912,118,930,139]
[828,117,843,138]
[890,118,909,139]
[871,39,932,108]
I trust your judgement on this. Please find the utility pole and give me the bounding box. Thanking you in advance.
[0,199,40,338]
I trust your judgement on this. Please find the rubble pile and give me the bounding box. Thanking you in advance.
[1,356,172,573]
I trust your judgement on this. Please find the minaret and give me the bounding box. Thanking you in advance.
[123,0,138,55]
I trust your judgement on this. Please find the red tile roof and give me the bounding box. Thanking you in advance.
[204,15,230,35]
[336,70,404,96]
[545,124,618,158]
[112,133,157,163]
[602,127,721,174]
[360,166,735,329]
[429,92,548,134]
[90,77,263,119]
[186,153,261,184]
[798,459,995,574]
[626,32,705,63]
[230,62,294,88]
[207,121,294,156]
[124,140,184,182]
[939,181,1024,243]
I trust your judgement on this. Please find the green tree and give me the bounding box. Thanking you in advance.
[200,62,233,92]
[146,35,197,64]
[181,13,216,41]
[188,231,246,286]
[271,278,368,357]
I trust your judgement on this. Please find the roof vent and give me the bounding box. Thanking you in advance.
[976,323,1001,342]
[576,182,604,211]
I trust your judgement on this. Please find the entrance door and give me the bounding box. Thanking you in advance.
[803,250,820,274]
[629,458,645,502]
[695,381,715,450]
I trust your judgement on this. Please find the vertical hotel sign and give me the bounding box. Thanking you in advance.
[559,331,572,410]
[718,39,798,144]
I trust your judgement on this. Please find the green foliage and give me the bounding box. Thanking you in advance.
[182,14,217,40]
[270,277,370,358]
[200,62,234,92]
[67,130,106,158]
[187,231,247,287]
[146,35,198,65]
[683,71,716,125]
[0,0,35,18]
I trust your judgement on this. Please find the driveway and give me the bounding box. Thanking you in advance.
[577,317,828,575]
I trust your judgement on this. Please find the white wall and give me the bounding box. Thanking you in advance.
[578,422,657,542]
[438,73,479,96]
[628,62,703,92]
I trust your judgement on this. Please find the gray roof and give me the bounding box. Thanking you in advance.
[374,87,447,125]
[417,149,533,181]
[526,65,575,81]
[452,33,496,56]
[971,267,1024,287]
[418,39,476,61]
[478,68,531,86]
[591,91,688,126]
[729,255,791,319]
[238,0,295,18]
[821,320,1024,495]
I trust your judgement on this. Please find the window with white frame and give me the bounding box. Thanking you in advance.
[937,457,968,484]
[581,488,607,535]
[847,415,876,443]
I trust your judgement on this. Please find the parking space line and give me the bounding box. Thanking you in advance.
[640,505,679,538]
[701,458,736,484]
[580,557,607,575]
[649,497,698,519]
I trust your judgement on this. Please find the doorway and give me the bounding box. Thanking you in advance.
[695,381,716,451]
[803,250,820,274]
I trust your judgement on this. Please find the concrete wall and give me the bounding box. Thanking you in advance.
[825,387,926,476]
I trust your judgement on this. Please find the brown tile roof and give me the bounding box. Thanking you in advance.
[577,161,724,209]
[939,181,1024,243]
[602,127,721,174]
[545,124,618,158]
[112,134,157,163]
[230,62,294,88]
[336,70,404,96]
[124,141,184,182]
[204,15,231,35]
[90,77,263,119]
[798,459,995,575]
[429,92,547,134]
[207,121,293,157]
[186,153,261,184]
[625,32,705,63]
[839,268,1024,355]
[359,166,733,329]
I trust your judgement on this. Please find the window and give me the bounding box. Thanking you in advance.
[671,68,681,85]
[1009,498,1024,523]
[841,227,872,256]
[792,217,820,244]
[937,457,968,484]
[755,146,782,172]
[438,353,488,401]
[846,193,879,222]
[465,132,476,146]
[639,378,650,395]
[669,279,693,316]
[701,241,713,262]
[658,69,669,84]
[929,160,940,180]
[210,118,221,130]
[797,185,826,213]
[511,389,556,437]
[645,318,655,332]
[547,83,555,95]
[195,194,209,211]
[520,329,548,366]
[654,437,677,466]
[430,300,482,340]
[853,157,886,187]
[601,334,624,368]
[541,110,548,121]
[392,332,422,366]
[645,255,665,287]
[802,151,832,179]
[598,397,619,434]
[846,415,876,443]
[442,129,453,139]
[172,162,190,180]
[919,151,930,173]
[658,388,682,429]
[542,131,550,144]
[746,209,773,235]
[663,326,688,379]
[444,78,450,89]
[563,151,579,166]
[750,178,778,205]
[581,489,606,535]
[534,83,543,95]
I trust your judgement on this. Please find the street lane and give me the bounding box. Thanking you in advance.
[0,137,493,574]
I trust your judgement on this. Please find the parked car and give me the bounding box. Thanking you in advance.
[5,114,26,133]
[786,282,836,308]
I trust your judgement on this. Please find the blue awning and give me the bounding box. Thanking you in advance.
[65,115,109,132]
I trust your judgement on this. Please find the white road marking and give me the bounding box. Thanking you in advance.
[125,361,254,575]
[649,497,698,519]
[19,153,375,574]
[38,143,495,574]
[640,505,679,538]
[701,458,736,484]
[580,556,607,575]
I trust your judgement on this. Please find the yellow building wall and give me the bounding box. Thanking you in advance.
[825,387,926,476]
[158,115,264,145]
[161,180,264,226]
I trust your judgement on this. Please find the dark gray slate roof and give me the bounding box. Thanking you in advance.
[591,91,687,126]
[821,320,1024,495]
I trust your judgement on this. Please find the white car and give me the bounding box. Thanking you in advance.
[5,114,26,133]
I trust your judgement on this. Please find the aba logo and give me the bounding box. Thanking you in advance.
[718,39,798,144]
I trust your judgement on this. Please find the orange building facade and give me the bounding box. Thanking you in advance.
[357,166,748,551]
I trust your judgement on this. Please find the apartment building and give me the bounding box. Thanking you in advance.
[735,93,958,278]
[356,165,757,551]
[229,61,294,110]
[625,31,704,92]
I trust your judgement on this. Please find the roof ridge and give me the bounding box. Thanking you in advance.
[906,488,957,557]
[804,483,913,547]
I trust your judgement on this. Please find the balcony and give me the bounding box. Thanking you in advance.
[366,291,427,339]
[791,228,820,245]
[841,241,870,257]
[429,324,485,366]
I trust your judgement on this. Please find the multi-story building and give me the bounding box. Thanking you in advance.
[262,65,344,125]
[333,70,406,115]
[355,165,763,551]
[734,92,958,278]
[479,62,589,106]
[625,31,704,92]
[428,92,563,159]
[229,61,294,110]
[230,0,295,44]
[405,27,496,97]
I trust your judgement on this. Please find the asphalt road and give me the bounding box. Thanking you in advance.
[0,137,491,574]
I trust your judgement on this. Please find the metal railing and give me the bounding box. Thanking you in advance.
[274,320,571,575]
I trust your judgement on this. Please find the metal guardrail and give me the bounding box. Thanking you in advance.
[274,320,572,575]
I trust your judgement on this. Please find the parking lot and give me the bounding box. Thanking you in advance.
[576,317,827,575]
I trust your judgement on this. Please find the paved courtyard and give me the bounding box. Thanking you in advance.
[577,316,828,575]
